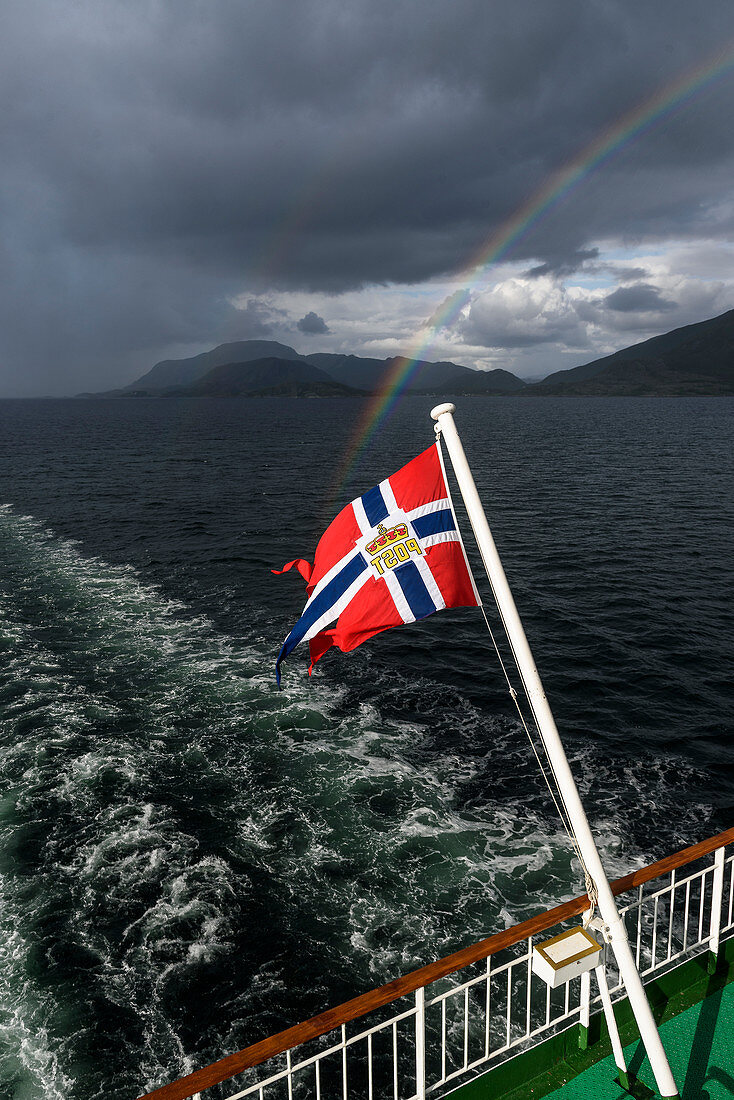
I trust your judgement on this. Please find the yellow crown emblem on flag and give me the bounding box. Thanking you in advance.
[364,522,408,556]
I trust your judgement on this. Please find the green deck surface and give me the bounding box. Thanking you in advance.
[546,976,734,1099]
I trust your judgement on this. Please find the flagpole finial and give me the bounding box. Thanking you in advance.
[430,402,456,421]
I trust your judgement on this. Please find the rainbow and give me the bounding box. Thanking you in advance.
[329,39,734,501]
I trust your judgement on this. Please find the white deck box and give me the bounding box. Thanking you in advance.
[531,926,604,988]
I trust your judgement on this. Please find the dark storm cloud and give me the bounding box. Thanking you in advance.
[604,284,677,313]
[524,250,599,279]
[229,299,277,338]
[297,311,330,335]
[589,263,651,283]
[2,0,734,393]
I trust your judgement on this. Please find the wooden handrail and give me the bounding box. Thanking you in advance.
[608,827,734,895]
[137,825,734,1100]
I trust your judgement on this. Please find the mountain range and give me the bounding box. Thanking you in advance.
[97,344,525,398]
[86,308,734,398]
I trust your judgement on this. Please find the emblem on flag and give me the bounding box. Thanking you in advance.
[273,443,480,684]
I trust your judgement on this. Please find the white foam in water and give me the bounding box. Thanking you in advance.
[0,504,714,1098]
[0,876,73,1100]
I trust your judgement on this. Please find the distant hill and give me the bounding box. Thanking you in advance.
[122,340,304,393]
[179,357,362,397]
[421,365,527,395]
[533,310,734,395]
[306,352,526,394]
[305,353,391,391]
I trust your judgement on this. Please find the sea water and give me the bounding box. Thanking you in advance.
[0,395,731,1099]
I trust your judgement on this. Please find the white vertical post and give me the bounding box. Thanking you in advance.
[430,403,680,1099]
[342,1025,348,1100]
[579,969,591,1050]
[415,986,426,1100]
[525,937,533,1037]
[595,965,629,1090]
[667,870,677,962]
[484,957,492,1059]
[709,845,726,972]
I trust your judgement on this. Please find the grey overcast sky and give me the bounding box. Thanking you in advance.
[2,0,734,395]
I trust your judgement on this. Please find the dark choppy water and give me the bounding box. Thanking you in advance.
[0,395,732,1099]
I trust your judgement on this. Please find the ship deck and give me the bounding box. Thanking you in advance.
[548,974,734,1099]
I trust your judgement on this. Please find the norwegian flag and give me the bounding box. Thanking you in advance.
[274,443,479,684]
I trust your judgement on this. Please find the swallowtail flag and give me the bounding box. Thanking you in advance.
[274,444,479,684]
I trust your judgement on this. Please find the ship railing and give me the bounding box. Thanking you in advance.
[138,826,734,1100]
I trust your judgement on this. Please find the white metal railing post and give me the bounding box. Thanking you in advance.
[578,970,591,1049]
[341,1025,348,1100]
[666,870,677,962]
[708,845,726,972]
[525,937,533,1037]
[415,986,426,1100]
[594,965,629,1092]
[431,403,680,1099]
[484,957,492,1059]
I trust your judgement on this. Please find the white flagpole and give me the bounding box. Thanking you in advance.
[430,402,679,1100]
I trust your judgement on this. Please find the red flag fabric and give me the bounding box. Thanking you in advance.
[274,443,479,684]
